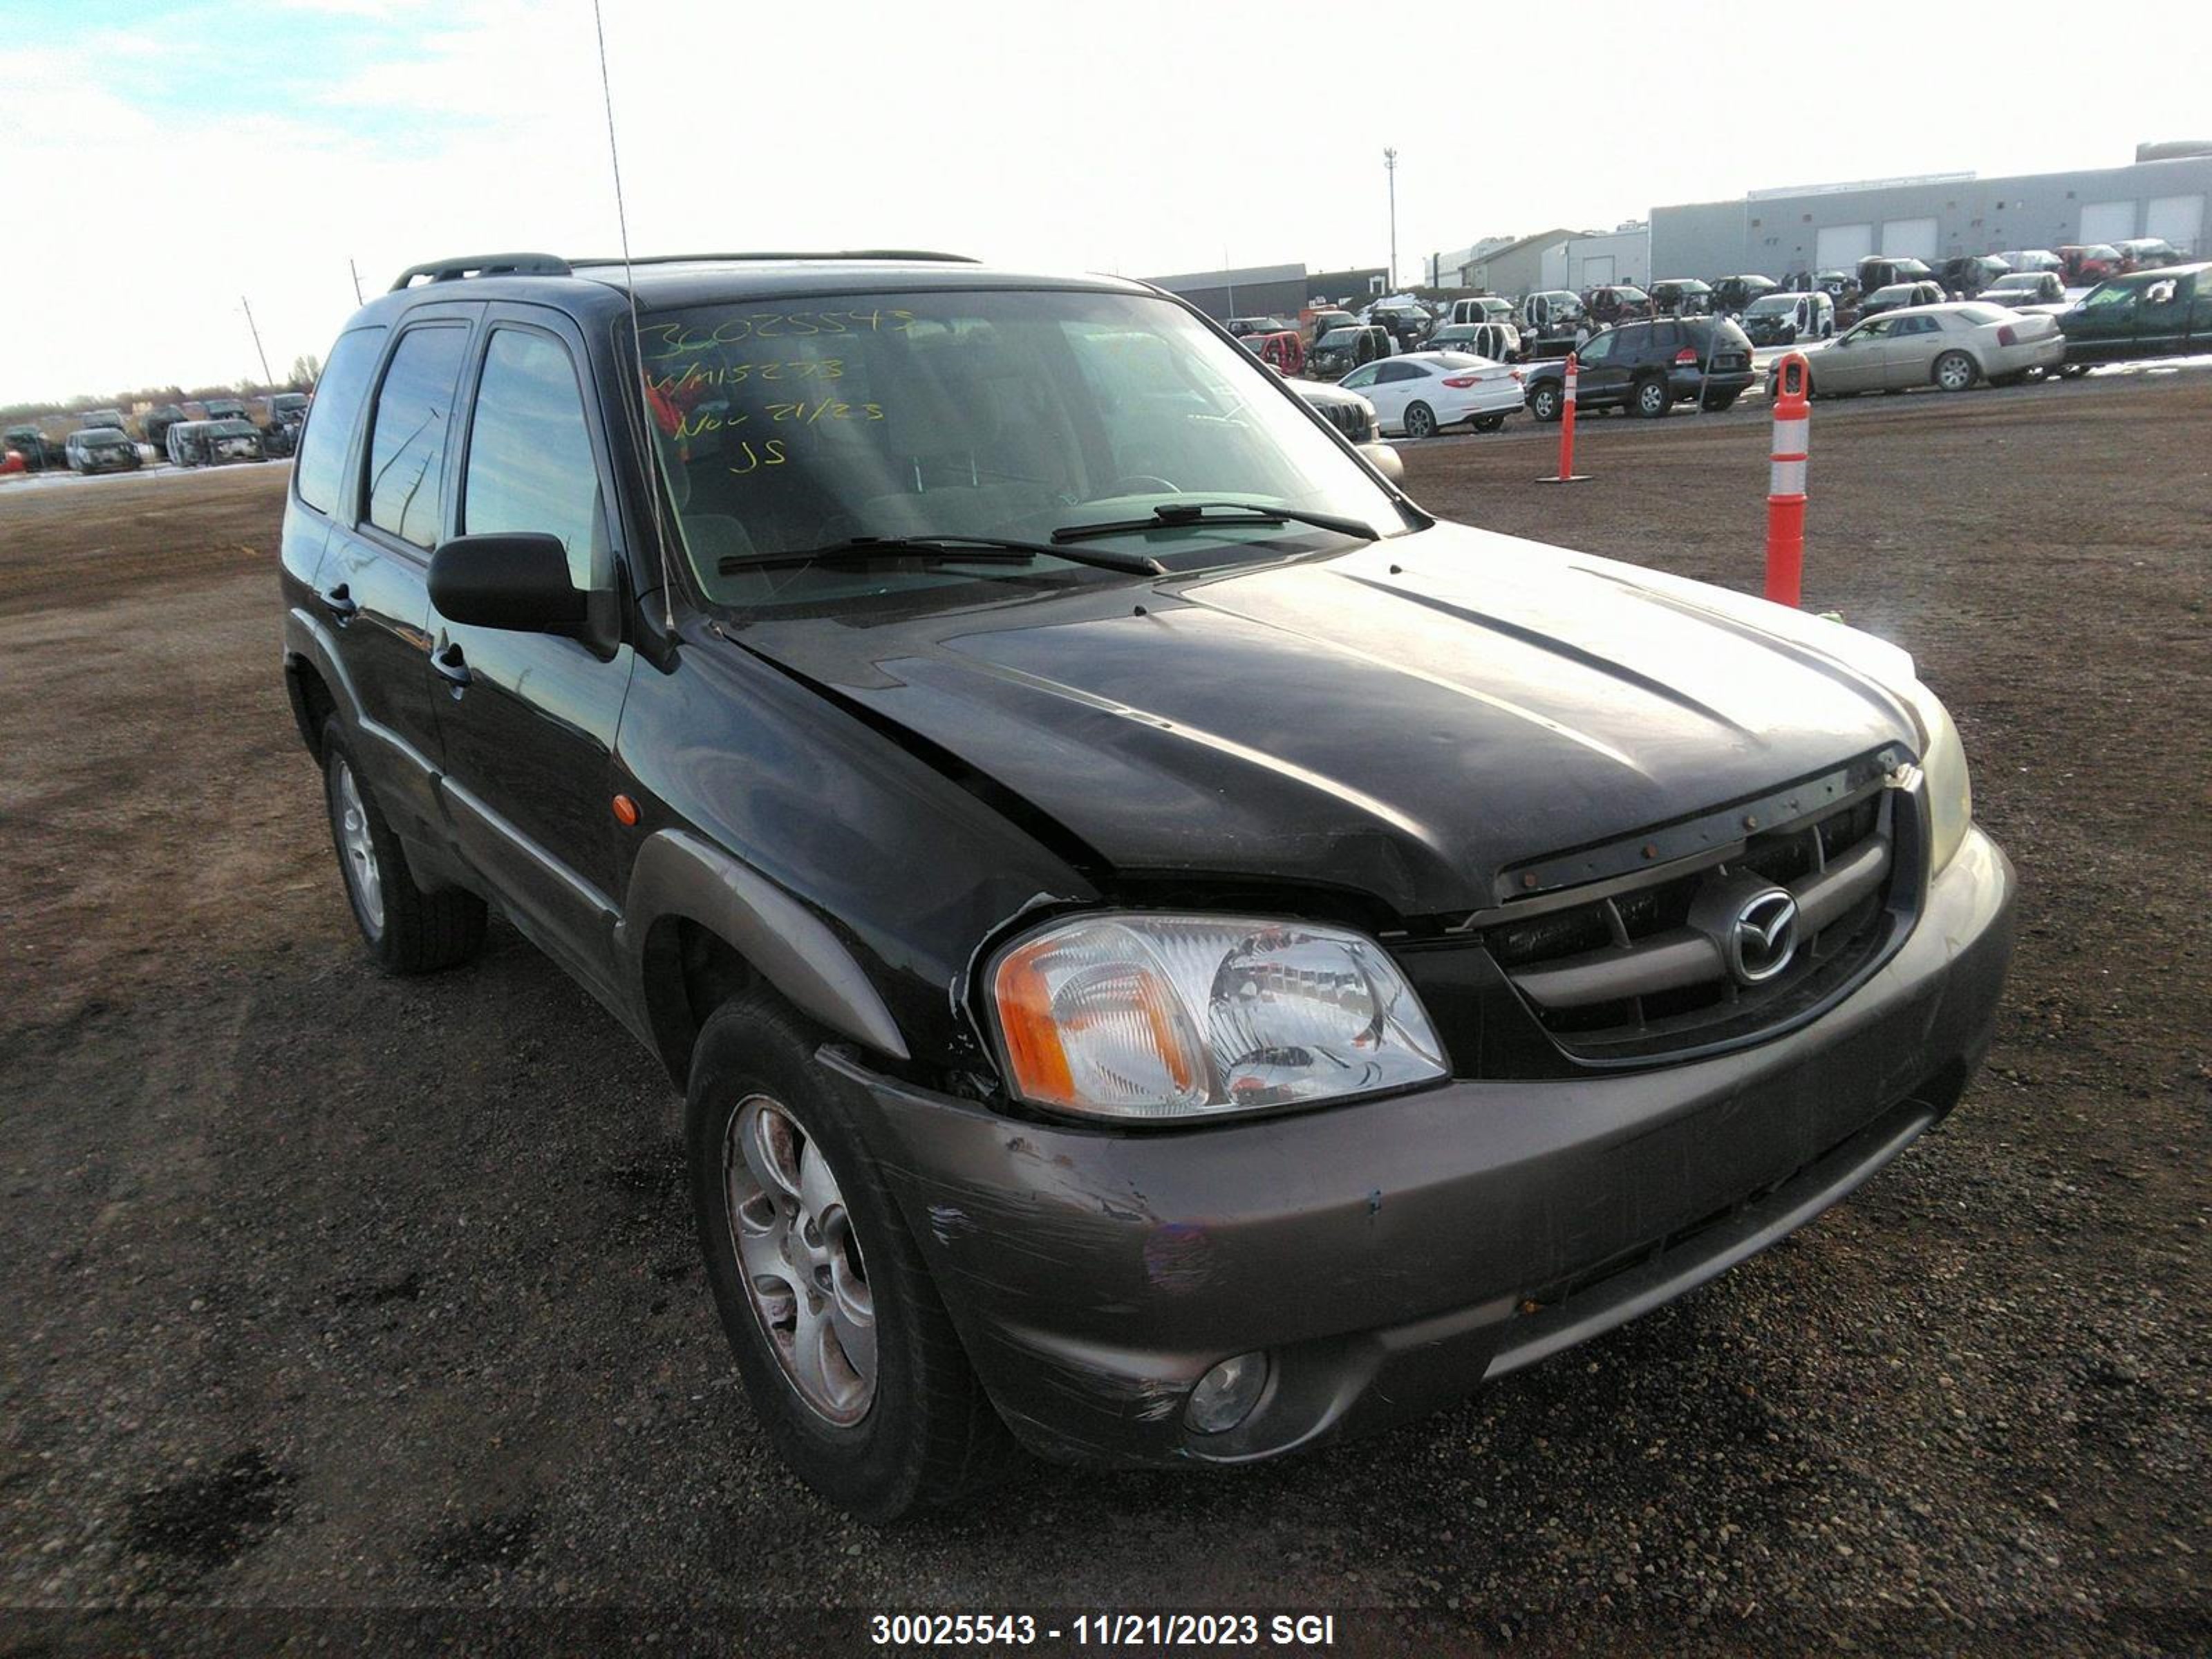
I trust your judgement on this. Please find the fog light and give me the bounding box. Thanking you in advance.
[1185,1351,1268,1434]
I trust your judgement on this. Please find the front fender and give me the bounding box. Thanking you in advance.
[617,829,910,1069]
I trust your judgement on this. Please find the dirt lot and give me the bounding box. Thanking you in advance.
[2,378,2207,1657]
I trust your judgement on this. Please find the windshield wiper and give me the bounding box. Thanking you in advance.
[718,534,1163,577]
[1051,501,1381,546]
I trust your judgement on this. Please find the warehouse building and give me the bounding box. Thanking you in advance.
[1143,262,1309,321]
[1144,262,1390,320]
[1651,152,2212,283]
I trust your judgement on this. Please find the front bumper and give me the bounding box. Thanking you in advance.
[834,827,2014,1468]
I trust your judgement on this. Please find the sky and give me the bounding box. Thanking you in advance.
[8,0,2210,404]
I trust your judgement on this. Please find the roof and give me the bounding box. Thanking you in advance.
[363,251,1154,323]
[1464,229,1573,266]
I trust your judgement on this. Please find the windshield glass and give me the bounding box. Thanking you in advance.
[1745,296,1797,315]
[639,289,1407,612]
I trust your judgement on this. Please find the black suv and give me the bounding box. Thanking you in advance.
[281,250,2013,1520]
[1521,316,1756,419]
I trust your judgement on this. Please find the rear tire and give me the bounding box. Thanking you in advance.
[686,989,1022,1521]
[1402,401,1437,440]
[1632,375,1671,418]
[319,718,485,974]
[1472,413,1506,433]
[1933,350,1977,393]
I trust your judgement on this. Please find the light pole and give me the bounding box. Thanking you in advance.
[1383,147,1398,292]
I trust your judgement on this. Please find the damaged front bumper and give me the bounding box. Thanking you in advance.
[830,827,2015,1469]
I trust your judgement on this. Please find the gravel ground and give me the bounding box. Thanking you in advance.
[1,377,2206,1658]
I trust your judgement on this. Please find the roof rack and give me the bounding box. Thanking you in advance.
[388,252,574,291]
[565,250,981,269]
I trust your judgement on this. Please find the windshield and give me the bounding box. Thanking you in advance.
[1745,296,1797,316]
[639,289,1407,611]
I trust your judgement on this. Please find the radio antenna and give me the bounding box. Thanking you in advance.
[591,0,677,633]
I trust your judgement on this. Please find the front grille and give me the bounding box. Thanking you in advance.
[1315,400,1373,442]
[1479,767,1915,1063]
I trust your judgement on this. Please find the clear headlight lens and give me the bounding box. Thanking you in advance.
[1903,679,1973,876]
[990,915,1447,1121]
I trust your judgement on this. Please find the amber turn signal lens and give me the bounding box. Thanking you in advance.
[610,794,640,826]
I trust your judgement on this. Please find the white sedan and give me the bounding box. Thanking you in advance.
[1335,351,1523,438]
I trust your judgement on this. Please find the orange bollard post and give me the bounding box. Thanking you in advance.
[1765,351,1811,606]
[1539,352,1591,484]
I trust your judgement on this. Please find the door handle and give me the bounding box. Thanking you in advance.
[433,641,471,690]
[322,583,359,621]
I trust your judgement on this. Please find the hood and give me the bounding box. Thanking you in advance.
[736,525,1920,919]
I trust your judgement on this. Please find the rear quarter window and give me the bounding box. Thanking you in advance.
[294,325,388,517]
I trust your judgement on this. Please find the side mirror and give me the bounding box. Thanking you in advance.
[429,532,585,634]
[1360,441,1405,483]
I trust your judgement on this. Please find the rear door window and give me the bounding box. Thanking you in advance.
[364,324,470,550]
[294,325,388,518]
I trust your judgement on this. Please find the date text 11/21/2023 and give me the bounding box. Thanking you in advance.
[868,1613,1340,1648]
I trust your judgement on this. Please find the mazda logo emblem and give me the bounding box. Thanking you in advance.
[1729,890,1799,984]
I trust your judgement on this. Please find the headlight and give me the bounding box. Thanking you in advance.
[988,914,1447,1121]
[1900,679,1973,876]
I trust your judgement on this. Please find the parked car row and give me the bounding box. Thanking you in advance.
[1249,248,2211,456]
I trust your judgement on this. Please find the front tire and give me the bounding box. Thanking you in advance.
[686,990,1020,1521]
[319,718,485,973]
[1933,350,1977,393]
[1528,382,1564,422]
[1472,413,1506,433]
[1402,401,1437,440]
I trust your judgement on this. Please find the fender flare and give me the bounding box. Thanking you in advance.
[620,830,910,1065]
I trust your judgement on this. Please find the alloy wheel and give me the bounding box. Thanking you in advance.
[724,1094,877,1425]
[332,757,384,935]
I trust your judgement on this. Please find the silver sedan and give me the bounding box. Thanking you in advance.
[1788,303,2064,397]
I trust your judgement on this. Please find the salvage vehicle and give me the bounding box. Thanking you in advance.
[1425,320,1523,362]
[280,250,2013,1521]
[1775,303,2063,397]
[1582,284,1652,326]
[1996,248,2063,275]
[142,404,189,455]
[202,396,251,422]
[1855,256,1936,295]
[1304,307,1360,341]
[75,406,129,433]
[1306,323,1393,379]
[1710,274,1779,316]
[1980,270,2068,312]
[1857,280,1947,321]
[1226,315,1300,339]
[1739,291,1835,346]
[1517,289,1585,340]
[1936,256,2009,297]
[1435,295,1515,330]
[3,424,67,471]
[1242,329,1305,376]
[65,427,142,474]
[2057,244,2122,285]
[2113,237,2180,271]
[1647,279,1713,316]
[167,417,267,467]
[2056,261,2212,368]
[1522,315,1755,419]
[1338,350,1521,437]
